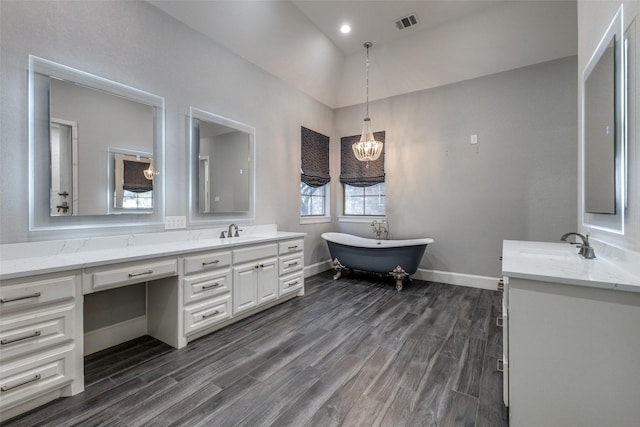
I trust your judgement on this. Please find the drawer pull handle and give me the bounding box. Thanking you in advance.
[286,262,299,267]
[496,317,504,328]
[497,359,505,372]
[202,283,221,290]
[287,245,298,250]
[128,270,153,278]
[1,374,42,392]
[1,330,41,345]
[0,292,42,304]
[202,310,220,319]
[202,260,220,266]
[497,279,504,292]
[288,281,299,287]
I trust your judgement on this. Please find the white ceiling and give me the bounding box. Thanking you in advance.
[150,1,577,109]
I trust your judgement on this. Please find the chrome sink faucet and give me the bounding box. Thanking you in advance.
[228,223,241,238]
[560,232,596,259]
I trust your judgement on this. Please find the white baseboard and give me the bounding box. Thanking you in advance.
[414,268,500,290]
[304,260,333,278]
[84,315,147,356]
[311,259,499,291]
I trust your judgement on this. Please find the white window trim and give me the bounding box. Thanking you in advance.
[300,215,332,225]
[338,215,386,224]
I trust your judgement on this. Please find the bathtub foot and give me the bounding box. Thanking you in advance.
[332,258,346,280]
[389,265,409,291]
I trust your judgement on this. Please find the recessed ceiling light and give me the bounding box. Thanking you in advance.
[340,24,351,34]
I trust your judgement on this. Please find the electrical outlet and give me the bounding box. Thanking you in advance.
[165,216,186,230]
[470,134,478,145]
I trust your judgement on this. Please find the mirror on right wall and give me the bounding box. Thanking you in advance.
[582,5,627,234]
[189,107,255,225]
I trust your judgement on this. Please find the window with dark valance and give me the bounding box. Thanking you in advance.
[339,131,385,187]
[301,126,330,187]
[123,160,153,193]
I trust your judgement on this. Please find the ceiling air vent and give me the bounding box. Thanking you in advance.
[395,13,419,30]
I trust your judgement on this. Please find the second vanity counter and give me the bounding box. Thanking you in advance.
[501,239,640,293]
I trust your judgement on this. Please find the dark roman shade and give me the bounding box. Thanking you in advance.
[123,160,153,193]
[340,131,385,187]
[301,126,330,187]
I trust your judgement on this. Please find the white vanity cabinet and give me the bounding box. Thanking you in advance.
[501,240,640,427]
[180,249,233,338]
[0,228,305,422]
[278,239,304,297]
[0,273,83,421]
[232,244,278,314]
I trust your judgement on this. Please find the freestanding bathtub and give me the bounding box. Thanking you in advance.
[321,232,434,291]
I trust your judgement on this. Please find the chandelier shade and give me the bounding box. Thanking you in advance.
[352,42,383,163]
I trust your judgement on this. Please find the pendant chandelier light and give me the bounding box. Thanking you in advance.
[143,162,155,180]
[352,41,383,164]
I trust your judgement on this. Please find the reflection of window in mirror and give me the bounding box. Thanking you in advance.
[113,152,153,211]
[300,127,330,217]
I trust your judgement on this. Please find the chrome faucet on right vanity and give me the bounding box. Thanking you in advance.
[560,232,596,259]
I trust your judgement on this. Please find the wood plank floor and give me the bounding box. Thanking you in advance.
[4,272,509,427]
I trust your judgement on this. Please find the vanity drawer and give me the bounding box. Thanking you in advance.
[279,272,304,296]
[0,307,74,362]
[183,269,231,305]
[279,239,303,255]
[183,296,231,336]
[84,258,178,293]
[279,253,303,276]
[182,250,232,276]
[0,348,73,411]
[233,244,277,265]
[0,276,76,315]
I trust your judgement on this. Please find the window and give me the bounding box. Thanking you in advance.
[300,182,326,216]
[122,190,153,209]
[300,127,330,217]
[340,131,385,216]
[344,182,385,216]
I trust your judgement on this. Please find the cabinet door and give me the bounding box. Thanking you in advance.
[232,264,258,315]
[257,258,278,304]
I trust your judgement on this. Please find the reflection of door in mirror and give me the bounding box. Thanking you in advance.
[113,152,153,211]
[584,38,616,214]
[198,155,210,212]
[50,118,78,216]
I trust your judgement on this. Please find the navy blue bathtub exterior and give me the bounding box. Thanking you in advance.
[326,241,427,275]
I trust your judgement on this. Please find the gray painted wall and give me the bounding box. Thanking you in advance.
[334,57,578,278]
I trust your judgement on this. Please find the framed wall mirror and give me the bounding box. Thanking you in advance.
[189,107,255,225]
[582,5,627,234]
[29,55,165,231]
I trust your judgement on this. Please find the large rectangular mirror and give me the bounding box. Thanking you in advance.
[189,107,255,224]
[29,56,165,231]
[582,5,626,234]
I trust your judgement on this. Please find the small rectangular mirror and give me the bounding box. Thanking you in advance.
[189,107,255,224]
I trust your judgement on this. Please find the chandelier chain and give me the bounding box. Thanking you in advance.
[365,42,370,118]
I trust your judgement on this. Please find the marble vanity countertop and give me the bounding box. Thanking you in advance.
[0,226,305,281]
[502,240,640,293]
